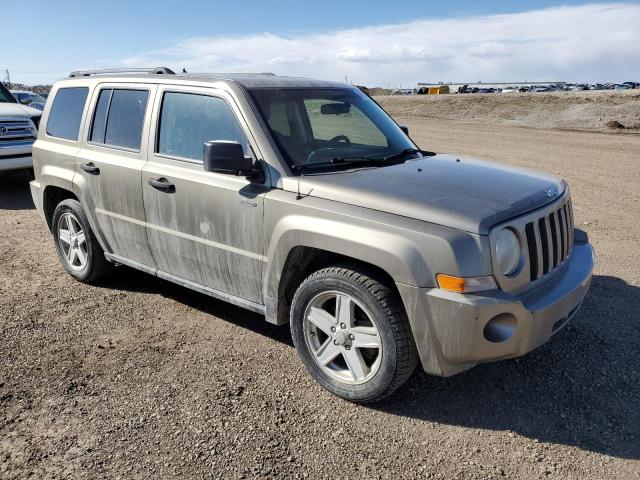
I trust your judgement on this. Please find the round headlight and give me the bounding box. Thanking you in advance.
[495,228,521,276]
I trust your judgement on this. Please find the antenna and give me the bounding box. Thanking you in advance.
[296,179,303,200]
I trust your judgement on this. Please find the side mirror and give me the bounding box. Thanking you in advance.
[18,93,32,105]
[203,141,264,182]
[399,125,409,135]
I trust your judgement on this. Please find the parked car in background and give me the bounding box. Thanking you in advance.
[11,90,47,111]
[569,84,590,91]
[31,68,594,403]
[614,84,631,90]
[0,82,41,174]
[531,86,551,92]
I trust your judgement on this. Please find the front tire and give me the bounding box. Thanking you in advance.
[290,265,418,403]
[52,199,111,283]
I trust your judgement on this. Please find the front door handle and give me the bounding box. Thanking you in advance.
[148,177,175,193]
[80,162,100,175]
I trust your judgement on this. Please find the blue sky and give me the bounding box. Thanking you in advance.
[2,1,639,86]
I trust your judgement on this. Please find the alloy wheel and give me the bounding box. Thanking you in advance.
[303,290,382,385]
[57,212,88,271]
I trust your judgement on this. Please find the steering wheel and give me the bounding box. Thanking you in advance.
[329,135,351,145]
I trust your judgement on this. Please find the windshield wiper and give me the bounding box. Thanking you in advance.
[378,148,434,163]
[291,156,377,173]
[291,149,436,174]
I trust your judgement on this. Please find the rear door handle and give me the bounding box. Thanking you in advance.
[148,177,175,193]
[80,162,100,175]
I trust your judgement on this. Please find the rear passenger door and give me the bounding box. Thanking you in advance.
[76,84,157,266]
[142,86,268,304]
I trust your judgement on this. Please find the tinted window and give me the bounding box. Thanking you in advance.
[89,89,111,143]
[89,89,148,150]
[158,92,247,162]
[46,87,88,140]
[0,82,17,103]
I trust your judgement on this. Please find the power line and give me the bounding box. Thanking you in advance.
[7,70,69,74]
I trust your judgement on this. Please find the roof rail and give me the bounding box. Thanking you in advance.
[184,72,277,77]
[69,67,176,78]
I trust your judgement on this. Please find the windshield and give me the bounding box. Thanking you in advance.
[29,93,47,103]
[0,82,17,103]
[249,87,416,173]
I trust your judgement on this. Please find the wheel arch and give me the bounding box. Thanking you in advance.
[271,245,402,326]
[263,216,430,326]
[43,185,78,231]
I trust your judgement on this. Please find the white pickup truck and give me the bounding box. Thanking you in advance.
[0,81,41,174]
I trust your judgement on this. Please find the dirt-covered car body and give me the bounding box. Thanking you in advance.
[30,70,594,380]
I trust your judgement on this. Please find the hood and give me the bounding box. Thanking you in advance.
[290,154,566,235]
[0,103,42,118]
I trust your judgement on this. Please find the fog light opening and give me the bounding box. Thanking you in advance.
[483,313,517,343]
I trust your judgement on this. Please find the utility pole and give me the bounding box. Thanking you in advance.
[3,69,10,85]
[344,75,348,85]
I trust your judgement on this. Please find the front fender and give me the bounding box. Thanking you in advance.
[262,192,492,304]
[264,214,427,302]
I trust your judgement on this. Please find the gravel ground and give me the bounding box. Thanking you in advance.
[377,90,640,133]
[1,121,639,479]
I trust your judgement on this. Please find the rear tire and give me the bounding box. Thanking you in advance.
[290,265,418,403]
[52,199,111,283]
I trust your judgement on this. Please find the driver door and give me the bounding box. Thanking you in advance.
[142,86,269,304]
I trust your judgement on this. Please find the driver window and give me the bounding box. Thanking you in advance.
[157,92,248,162]
[303,99,387,146]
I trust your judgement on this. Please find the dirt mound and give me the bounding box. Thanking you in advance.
[377,90,640,133]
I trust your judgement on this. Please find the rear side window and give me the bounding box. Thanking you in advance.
[46,87,88,140]
[90,88,149,151]
[157,92,248,162]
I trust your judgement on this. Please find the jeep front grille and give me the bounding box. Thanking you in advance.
[524,198,574,281]
[489,190,574,295]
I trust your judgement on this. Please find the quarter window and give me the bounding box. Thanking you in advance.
[157,92,248,162]
[46,87,89,140]
[90,88,149,151]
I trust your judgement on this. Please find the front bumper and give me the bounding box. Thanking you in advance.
[0,139,34,172]
[0,154,32,172]
[397,230,594,376]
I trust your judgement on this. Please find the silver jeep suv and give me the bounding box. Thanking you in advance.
[31,68,594,402]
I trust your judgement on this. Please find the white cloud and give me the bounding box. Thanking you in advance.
[121,3,640,86]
